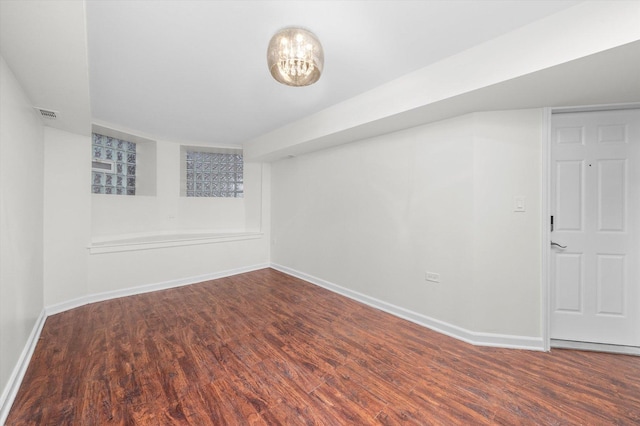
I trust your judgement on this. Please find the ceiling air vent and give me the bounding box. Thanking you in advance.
[35,108,57,120]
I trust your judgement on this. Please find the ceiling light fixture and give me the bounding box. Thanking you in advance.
[267,27,324,87]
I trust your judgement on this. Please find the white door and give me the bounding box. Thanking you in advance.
[550,109,640,346]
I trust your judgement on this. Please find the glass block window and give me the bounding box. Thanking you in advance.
[186,151,243,197]
[91,133,136,195]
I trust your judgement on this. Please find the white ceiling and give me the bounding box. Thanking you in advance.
[85,0,582,146]
[0,0,92,136]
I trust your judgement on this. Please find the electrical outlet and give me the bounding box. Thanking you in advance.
[425,272,440,283]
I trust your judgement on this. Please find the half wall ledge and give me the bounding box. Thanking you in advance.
[88,231,264,254]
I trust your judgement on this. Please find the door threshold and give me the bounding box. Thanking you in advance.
[551,339,640,356]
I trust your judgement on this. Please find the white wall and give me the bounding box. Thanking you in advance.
[470,111,542,336]
[0,56,44,400]
[88,233,269,294]
[86,134,270,296]
[43,127,91,307]
[33,114,272,307]
[271,109,543,339]
[91,139,265,237]
[87,163,270,294]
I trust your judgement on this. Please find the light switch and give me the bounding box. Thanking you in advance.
[514,196,526,212]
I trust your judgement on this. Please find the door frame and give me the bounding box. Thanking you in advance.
[542,102,640,353]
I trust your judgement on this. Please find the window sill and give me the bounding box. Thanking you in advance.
[88,231,263,254]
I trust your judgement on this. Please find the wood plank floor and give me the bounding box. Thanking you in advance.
[6,268,640,425]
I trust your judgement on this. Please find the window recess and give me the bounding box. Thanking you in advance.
[91,124,157,196]
[181,146,244,198]
[92,133,137,195]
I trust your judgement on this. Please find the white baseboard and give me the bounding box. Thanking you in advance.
[0,309,47,426]
[271,263,544,351]
[46,263,270,316]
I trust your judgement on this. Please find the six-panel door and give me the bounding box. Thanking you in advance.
[551,109,639,346]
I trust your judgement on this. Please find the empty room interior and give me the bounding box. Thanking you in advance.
[1,0,640,424]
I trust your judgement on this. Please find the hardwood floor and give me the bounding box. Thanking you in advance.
[6,268,640,425]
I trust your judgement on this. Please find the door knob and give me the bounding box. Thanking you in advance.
[551,241,567,249]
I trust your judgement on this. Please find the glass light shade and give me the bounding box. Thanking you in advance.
[267,27,324,87]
